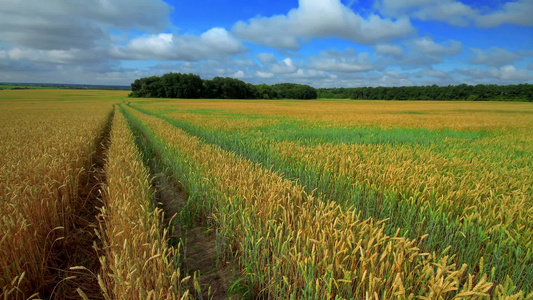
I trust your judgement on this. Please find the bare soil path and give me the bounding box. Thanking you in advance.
[151,168,236,300]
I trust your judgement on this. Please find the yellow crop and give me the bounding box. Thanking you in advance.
[124,105,521,299]
[0,91,116,299]
[3,89,532,299]
[97,108,188,299]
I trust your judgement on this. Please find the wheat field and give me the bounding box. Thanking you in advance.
[1,89,532,299]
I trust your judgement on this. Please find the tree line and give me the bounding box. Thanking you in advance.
[129,73,318,99]
[317,83,533,102]
[130,73,531,101]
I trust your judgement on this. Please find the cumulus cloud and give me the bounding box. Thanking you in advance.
[369,37,462,68]
[476,0,533,27]
[0,0,174,84]
[412,37,462,56]
[458,65,532,83]
[286,69,329,80]
[490,66,531,81]
[0,58,132,85]
[376,0,476,26]
[377,71,415,86]
[376,0,533,27]
[1,0,529,88]
[232,0,414,49]
[270,58,298,74]
[110,28,246,61]
[404,36,462,64]
[5,47,112,66]
[232,70,246,79]
[233,59,258,68]
[420,68,453,80]
[410,68,456,84]
[0,0,170,51]
[256,71,275,79]
[257,53,277,64]
[308,48,375,72]
[375,44,404,58]
[470,47,520,67]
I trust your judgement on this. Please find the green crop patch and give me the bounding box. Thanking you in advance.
[250,123,485,146]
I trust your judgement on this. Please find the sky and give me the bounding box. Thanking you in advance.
[0,0,532,87]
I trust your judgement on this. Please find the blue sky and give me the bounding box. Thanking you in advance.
[0,0,531,87]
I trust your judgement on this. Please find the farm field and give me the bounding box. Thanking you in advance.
[0,89,122,299]
[124,98,533,299]
[0,85,53,90]
[1,89,532,299]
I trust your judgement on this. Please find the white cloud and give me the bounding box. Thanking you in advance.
[477,0,533,27]
[470,47,519,67]
[257,53,277,64]
[233,0,414,49]
[376,0,475,26]
[0,60,133,85]
[287,69,329,79]
[373,37,462,68]
[111,28,246,61]
[232,70,246,78]
[379,72,415,86]
[7,47,104,65]
[376,0,533,27]
[412,36,462,56]
[416,68,453,80]
[0,0,170,50]
[124,33,173,57]
[234,59,258,67]
[491,65,531,81]
[458,65,532,83]
[308,48,375,72]
[200,28,244,52]
[1,0,529,88]
[270,58,298,74]
[256,71,275,79]
[0,0,173,83]
[375,44,404,57]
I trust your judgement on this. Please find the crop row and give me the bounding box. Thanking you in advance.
[0,101,112,299]
[0,100,197,299]
[121,104,522,299]
[97,108,190,299]
[127,102,532,296]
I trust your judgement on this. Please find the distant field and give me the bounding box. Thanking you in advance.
[0,83,131,91]
[0,84,54,89]
[1,89,532,299]
[0,88,128,103]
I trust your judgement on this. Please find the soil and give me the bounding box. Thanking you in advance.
[152,168,237,300]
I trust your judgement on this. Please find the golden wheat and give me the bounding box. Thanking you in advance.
[124,105,519,299]
[97,108,189,300]
[0,96,113,299]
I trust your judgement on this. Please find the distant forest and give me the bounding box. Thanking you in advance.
[319,83,533,102]
[129,73,532,101]
[129,73,318,100]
